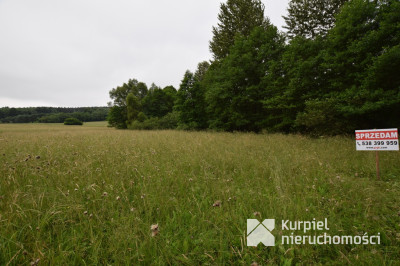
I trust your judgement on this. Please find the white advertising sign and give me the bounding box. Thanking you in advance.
[355,128,399,151]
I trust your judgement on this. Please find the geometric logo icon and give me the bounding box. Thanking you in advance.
[247,219,275,246]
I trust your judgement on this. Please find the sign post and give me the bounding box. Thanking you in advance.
[375,150,380,180]
[355,128,399,180]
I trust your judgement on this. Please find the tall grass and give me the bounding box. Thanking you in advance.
[0,124,399,265]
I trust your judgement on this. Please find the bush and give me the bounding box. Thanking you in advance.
[295,98,349,136]
[64,117,83,125]
[128,112,179,130]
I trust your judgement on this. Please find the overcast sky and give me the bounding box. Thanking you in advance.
[0,0,289,107]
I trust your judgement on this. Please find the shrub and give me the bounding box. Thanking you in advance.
[64,117,83,125]
[128,112,178,130]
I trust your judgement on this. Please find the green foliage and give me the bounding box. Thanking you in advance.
[295,98,347,135]
[283,0,348,39]
[209,0,270,60]
[106,0,400,135]
[107,78,177,129]
[128,111,179,130]
[63,117,83,125]
[108,79,146,107]
[142,84,177,118]
[137,112,147,122]
[320,0,400,130]
[126,93,141,123]
[206,26,285,132]
[107,79,149,128]
[262,36,326,132]
[107,105,127,129]
[0,107,108,123]
[175,62,210,130]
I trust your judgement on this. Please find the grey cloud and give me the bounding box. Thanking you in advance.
[0,0,288,107]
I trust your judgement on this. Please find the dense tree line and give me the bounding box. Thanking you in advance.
[107,80,178,129]
[0,107,108,123]
[108,0,400,135]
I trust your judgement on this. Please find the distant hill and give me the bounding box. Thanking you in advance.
[0,106,109,123]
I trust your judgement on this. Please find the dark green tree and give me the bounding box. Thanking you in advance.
[108,78,147,128]
[109,79,140,107]
[262,36,326,132]
[107,105,126,129]
[206,26,285,131]
[283,0,348,39]
[175,63,209,130]
[297,0,400,133]
[126,93,141,124]
[194,61,210,82]
[142,84,176,118]
[162,85,178,115]
[137,82,148,100]
[64,117,83,125]
[209,0,270,61]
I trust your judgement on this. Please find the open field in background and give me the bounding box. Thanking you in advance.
[0,123,399,265]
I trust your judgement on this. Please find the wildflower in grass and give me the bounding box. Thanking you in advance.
[213,200,222,207]
[103,192,108,197]
[130,207,135,212]
[151,224,159,237]
[188,178,193,182]
[141,194,145,199]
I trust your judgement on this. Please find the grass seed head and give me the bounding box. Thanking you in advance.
[213,200,222,207]
[150,224,159,231]
[151,224,159,237]
[30,258,40,266]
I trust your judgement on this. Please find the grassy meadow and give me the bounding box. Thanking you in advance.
[0,123,399,265]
